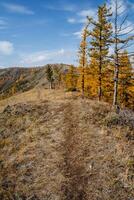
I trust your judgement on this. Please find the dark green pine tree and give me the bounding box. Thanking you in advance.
[46,65,54,89]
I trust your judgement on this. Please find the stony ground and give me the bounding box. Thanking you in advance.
[0,89,134,200]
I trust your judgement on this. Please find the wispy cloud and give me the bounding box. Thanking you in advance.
[67,18,77,24]
[78,9,96,18]
[20,49,75,65]
[107,0,134,16]
[67,8,96,39]
[119,20,134,35]
[67,8,97,25]
[3,3,34,15]
[73,31,82,39]
[45,3,76,12]
[0,41,14,55]
[109,0,127,15]
[61,30,82,39]
[67,17,87,24]
[108,0,134,35]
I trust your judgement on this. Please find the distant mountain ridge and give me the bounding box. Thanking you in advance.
[0,63,71,99]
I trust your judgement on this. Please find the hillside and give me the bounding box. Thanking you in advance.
[0,88,134,200]
[0,64,70,99]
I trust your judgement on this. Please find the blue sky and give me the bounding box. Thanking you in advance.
[0,0,134,67]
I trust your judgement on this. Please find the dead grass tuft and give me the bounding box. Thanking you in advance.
[104,109,134,130]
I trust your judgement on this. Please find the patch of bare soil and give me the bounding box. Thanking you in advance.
[60,101,88,199]
[0,91,133,200]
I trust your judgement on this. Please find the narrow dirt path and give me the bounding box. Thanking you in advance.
[59,99,115,200]
[59,99,101,200]
[61,100,88,199]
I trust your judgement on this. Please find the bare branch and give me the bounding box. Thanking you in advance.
[117,14,128,33]
[117,28,134,37]
[117,36,134,51]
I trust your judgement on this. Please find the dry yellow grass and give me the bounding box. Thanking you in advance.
[0,88,133,200]
[0,88,75,112]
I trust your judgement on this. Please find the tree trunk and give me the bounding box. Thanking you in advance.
[113,63,119,106]
[50,81,52,89]
[113,0,119,107]
[98,66,102,101]
[98,25,102,101]
[81,68,85,98]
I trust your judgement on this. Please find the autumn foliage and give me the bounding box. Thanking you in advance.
[64,3,134,110]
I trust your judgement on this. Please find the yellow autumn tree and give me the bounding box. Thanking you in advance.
[85,57,99,98]
[118,51,134,109]
[65,65,78,91]
[77,23,89,97]
[102,62,114,103]
[88,3,112,101]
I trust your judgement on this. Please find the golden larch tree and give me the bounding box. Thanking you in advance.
[77,23,89,97]
[88,3,112,101]
[65,65,78,91]
[118,51,134,109]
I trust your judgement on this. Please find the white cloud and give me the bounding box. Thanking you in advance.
[119,20,134,34]
[78,9,96,18]
[62,4,76,12]
[72,23,94,39]
[73,31,82,39]
[109,46,114,55]
[45,4,76,12]
[0,41,14,55]
[62,28,85,39]
[108,0,134,17]
[108,0,127,16]
[67,18,77,24]
[3,3,34,15]
[20,49,75,65]
[109,0,134,35]
[67,17,87,24]
[67,8,97,25]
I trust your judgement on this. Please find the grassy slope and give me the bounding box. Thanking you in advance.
[0,89,134,200]
[0,64,70,99]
